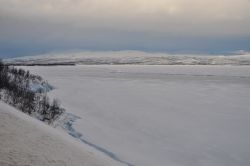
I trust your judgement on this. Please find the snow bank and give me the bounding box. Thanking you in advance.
[0,101,121,166]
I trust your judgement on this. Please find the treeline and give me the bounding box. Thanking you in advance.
[0,60,64,124]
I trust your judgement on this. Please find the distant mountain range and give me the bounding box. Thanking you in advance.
[4,51,250,66]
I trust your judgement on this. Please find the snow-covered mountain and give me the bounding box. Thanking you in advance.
[4,51,250,65]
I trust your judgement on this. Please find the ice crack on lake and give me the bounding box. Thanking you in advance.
[54,113,135,166]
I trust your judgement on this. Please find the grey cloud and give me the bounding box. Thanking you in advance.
[0,0,250,57]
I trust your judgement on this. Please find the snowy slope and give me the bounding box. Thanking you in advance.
[23,65,250,166]
[4,51,250,65]
[0,101,122,166]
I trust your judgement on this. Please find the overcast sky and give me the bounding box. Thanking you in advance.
[1,0,250,58]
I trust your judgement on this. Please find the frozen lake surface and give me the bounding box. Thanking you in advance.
[24,65,250,166]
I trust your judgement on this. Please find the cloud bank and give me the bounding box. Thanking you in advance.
[0,0,250,57]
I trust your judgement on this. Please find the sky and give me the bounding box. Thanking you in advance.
[0,0,250,58]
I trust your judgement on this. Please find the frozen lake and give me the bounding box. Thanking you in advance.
[24,65,250,166]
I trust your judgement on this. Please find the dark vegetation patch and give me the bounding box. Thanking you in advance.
[0,59,64,124]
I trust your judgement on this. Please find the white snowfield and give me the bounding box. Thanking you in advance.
[0,102,122,166]
[22,65,250,166]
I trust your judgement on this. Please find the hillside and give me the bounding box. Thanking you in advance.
[0,101,121,166]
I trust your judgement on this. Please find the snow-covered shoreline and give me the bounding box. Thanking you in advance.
[0,101,122,166]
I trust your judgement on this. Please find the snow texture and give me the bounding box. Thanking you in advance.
[23,65,250,166]
[0,101,122,166]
